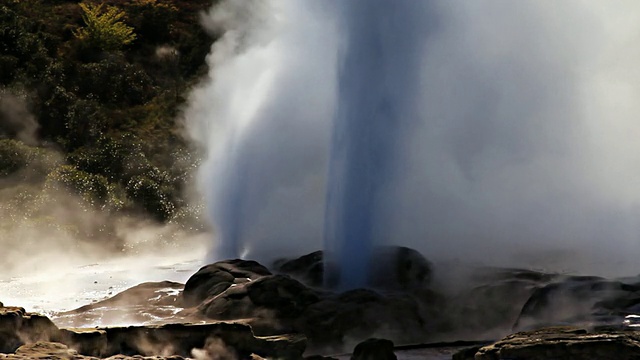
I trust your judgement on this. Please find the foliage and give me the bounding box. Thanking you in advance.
[73,2,136,52]
[126,0,178,44]
[126,174,175,221]
[76,56,156,106]
[0,139,33,177]
[0,0,215,236]
[0,139,60,180]
[45,164,126,211]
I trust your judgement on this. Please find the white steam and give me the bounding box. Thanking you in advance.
[0,91,40,146]
[187,0,640,276]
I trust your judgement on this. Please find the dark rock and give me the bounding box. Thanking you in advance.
[299,289,431,352]
[0,306,59,353]
[0,303,305,359]
[369,246,432,291]
[275,247,432,291]
[305,356,339,360]
[475,326,640,360]
[196,274,321,336]
[247,275,321,318]
[451,345,484,360]
[183,259,271,307]
[350,338,396,360]
[274,251,324,287]
[514,276,640,331]
[102,322,305,360]
[54,328,107,357]
[446,278,540,338]
[470,267,559,284]
[58,281,186,328]
[187,255,439,352]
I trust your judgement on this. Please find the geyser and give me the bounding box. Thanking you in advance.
[323,1,433,287]
[187,0,640,287]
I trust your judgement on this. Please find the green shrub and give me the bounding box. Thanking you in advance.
[126,174,175,221]
[126,0,178,44]
[76,57,156,106]
[0,139,28,176]
[0,139,60,180]
[0,55,18,84]
[69,134,142,182]
[73,2,136,52]
[45,164,126,211]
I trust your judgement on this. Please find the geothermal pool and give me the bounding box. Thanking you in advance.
[0,251,202,326]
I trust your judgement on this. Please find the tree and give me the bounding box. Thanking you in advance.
[73,2,136,52]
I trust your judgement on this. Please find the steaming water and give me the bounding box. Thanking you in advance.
[0,252,201,327]
[189,0,640,285]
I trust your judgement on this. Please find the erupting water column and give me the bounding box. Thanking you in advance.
[324,1,431,288]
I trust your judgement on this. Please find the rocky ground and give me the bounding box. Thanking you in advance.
[5,247,640,359]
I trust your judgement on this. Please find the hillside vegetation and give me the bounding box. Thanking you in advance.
[0,0,217,245]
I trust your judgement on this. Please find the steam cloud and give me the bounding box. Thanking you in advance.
[188,0,640,281]
[0,92,40,146]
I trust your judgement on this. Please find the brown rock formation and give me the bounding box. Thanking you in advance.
[0,302,305,359]
[474,327,640,360]
[0,306,59,353]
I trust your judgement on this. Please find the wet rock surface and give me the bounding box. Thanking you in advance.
[0,306,59,353]
[55,281,187,328]
[274,246,432,291]
[473,326,640,360]
[187,255,440,352]
[0,303,305,359]
[350,338,396,360]
[183,260,272,307]
[10,247,640,358]
[514,275,640,331]
[0,341,188,359]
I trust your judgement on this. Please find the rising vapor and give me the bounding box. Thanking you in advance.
[187,0,640,282]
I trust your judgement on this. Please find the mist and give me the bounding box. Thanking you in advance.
[0,99,208,312]
[0,92,39,146]
[188,0,640,279]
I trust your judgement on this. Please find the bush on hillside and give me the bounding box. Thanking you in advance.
[73,2,136,52]
[0,139,60,180]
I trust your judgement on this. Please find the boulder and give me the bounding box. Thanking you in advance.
[0,302,305,359]
[274,251,324,287]
[369,246,432,291]
[475,326,640,360]
[54,328,107,357]
[101,322,306,360]
[274,247,432,291]
[514,276,640,331]
[196,274,321,335]
[445,278,540,338]
[193,265,437,350]
[298,289,432,352]
[350,338,396,360]
[181,249,458,352]
[0,306,59,353]
[183,260,272,307]
[13,342,80,359]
